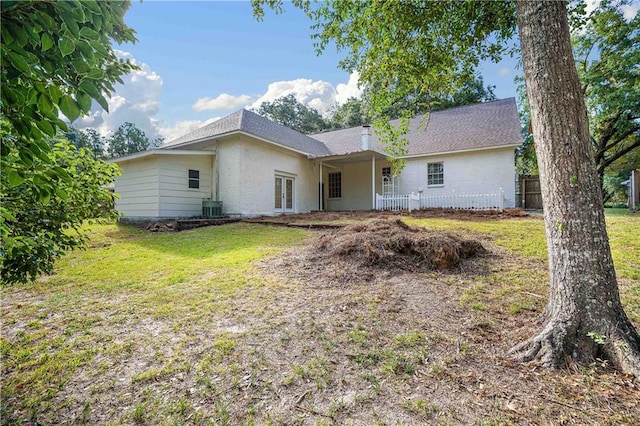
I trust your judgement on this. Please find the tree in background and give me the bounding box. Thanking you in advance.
[67,128,106,160]
[107,122,152,158]
[253,0,640,378]
[516,1,639,203]
[327,97,371,130]
[575,1,639,202]
[255,94,330,133]
[257,74,496,133]
[1,0,136,284]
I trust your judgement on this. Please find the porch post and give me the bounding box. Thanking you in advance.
[319,162,323,211]
[371,154,376,209]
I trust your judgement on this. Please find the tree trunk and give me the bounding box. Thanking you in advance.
[511,1,640,380]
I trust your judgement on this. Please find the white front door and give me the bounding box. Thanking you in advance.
[275,175,294,213]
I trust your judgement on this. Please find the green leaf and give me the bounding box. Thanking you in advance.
[41,33,54,51]
[7,170,24,187]
[86,68,104,80]
[76,92,92,112]
[39,190,51,205]
[59,96,81,122]
[37,119,56,137]
[55,188,69,201]
[78,80,100,98]
[38,93,54,117]
[58,38,75,56]
[79,26,99,41]
[7,51,31,74]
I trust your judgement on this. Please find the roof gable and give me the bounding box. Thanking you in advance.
[163,109,330,156]
[161,98,522,159]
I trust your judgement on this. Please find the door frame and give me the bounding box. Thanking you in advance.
[274,174,295,214]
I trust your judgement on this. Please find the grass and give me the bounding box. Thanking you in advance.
[1,222,307,424]
[405,213,640,323]
[1,213,639,425]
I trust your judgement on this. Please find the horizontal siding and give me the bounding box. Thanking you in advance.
[157,155,213,217]
[114,158,160,218]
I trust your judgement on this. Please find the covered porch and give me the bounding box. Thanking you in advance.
[316,151,393,212]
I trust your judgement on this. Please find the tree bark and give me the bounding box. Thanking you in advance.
[511,1,640,380]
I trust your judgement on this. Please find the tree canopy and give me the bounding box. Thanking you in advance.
[255,94,330,133]
[1,0,137,284]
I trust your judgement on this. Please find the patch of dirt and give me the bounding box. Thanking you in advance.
[250,207,531,225]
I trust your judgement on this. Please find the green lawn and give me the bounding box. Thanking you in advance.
[1,214,638,425]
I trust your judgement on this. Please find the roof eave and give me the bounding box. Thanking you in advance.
[164,129,328,157]
[108,149,216,164]
[399,142,523,159]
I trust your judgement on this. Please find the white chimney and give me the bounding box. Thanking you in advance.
[361,125,371,151]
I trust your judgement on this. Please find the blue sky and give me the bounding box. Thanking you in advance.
[76,1,523,141]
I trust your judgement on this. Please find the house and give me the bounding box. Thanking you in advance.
[110,98,523,220]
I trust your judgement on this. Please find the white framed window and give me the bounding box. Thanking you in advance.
[328,172,342,198]
[427,162,444,186]
[382,166,392,177]
[188,169,200,189]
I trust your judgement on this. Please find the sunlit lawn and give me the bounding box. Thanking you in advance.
[1,212,638,424]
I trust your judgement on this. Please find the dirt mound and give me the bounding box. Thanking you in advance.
[310,218,485,275]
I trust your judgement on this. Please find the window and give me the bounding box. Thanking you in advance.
[188,169,200,189]
[427,162,444,186]
[328,172,342,198]
[382,166,391,177]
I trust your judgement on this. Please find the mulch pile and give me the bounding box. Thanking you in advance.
[307,219,486,281]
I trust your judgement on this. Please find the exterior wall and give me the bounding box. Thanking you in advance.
[157,155,213,217]
[217,135,317,216]
[398,148,517,208]
[323,158,393,211]
[114,157,160,219]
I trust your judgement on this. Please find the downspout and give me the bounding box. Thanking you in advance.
[372,154,376,209]
[215,144,220,202]
[319,162,323,211]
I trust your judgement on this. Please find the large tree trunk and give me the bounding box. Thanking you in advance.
[511,1,640,379]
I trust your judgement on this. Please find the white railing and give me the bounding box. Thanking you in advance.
[376,189,504,212]
[375,194,411,211]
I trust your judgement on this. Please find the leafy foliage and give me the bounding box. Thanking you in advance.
[0,127,120,284]
[255,94,330,133]
[0,0,136,283]
[107,122,152,158]
[254,0,514,166]
[1,0,136,148]
[574,0,640,200]
[516,0,639,201]
[67,127,106,159]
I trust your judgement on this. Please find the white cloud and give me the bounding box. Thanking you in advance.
[499,68,510,77]
[74,50,164,140]
[74,53,363,144]
[335,71,363,105]
[158,117,221,142]
[621,3,639,21]
[193,94,253,112]
[248,71,362,116]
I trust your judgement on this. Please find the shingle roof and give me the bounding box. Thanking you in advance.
[311,98,522,157]
[162,98,522,158]
[162,109,331,156]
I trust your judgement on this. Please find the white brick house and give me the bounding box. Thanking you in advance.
[110,98,523,220]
